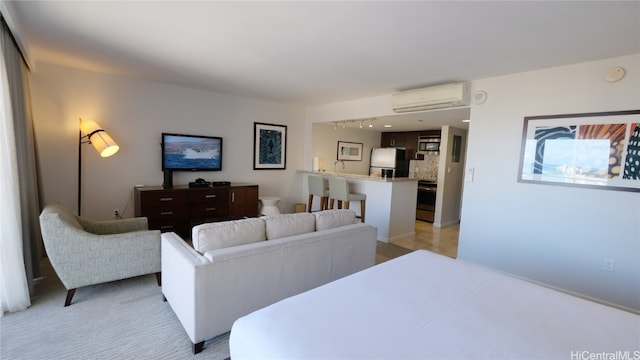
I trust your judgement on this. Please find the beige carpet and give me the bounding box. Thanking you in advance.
[1,270,230,359]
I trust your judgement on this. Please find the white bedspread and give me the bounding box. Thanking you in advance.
[230,250,640,359]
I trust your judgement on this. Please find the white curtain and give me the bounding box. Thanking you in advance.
[0,19,31,316]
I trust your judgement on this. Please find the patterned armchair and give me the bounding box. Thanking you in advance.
[39,203,161,306]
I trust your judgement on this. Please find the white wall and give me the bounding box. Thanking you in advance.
[459,54,640,312]
[29,63,306,220]
[311,123,381,175]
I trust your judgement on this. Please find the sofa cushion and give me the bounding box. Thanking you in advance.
[263,213,316,240]
[314,209,358,231]
[192,218,266,254]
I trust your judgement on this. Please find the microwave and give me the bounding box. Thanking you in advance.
[417,136,441,154]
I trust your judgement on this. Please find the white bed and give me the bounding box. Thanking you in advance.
[230,250,640,359]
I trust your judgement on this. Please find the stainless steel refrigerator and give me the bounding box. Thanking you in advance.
[369,148,409,178]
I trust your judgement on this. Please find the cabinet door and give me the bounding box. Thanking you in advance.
[404,132,420,159]
[229,186,259,217]
[381,133,394,147]
[382,132,405,148]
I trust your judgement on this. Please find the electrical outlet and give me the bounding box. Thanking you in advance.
[113,209,120,219]
[602,258,615,272]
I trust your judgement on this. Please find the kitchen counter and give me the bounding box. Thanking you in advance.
[300,171,417,242]
[300,170,419,182]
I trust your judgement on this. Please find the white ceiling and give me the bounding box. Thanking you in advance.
[3,1,639,131]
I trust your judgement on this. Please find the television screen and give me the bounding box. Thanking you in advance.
[162,133,222,171]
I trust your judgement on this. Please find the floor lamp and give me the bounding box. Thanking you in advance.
[78,118,119,215]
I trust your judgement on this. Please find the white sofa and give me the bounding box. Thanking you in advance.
[161,210,378,354]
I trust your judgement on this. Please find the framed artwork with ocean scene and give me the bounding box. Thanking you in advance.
[518,110,640,192]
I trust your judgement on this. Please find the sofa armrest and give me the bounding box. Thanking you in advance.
[165,236,284,345]
[326,223,378,280]
[79,217,149,235]
[161,232,209,344]
[44,228,161,289]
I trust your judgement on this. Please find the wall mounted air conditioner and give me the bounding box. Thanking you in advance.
[391,82,471,113]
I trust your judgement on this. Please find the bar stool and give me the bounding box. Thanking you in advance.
[307,175,330,212]
[328,177,366,222]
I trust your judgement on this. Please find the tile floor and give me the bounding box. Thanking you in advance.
[376,220,460,264]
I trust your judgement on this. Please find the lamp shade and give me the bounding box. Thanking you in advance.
[80,119,119,157]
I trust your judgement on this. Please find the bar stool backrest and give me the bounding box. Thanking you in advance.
[308,175,329,196]
[329,177,350,201]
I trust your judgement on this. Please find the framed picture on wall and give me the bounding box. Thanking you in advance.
[518,109,640,192]
[337,141,363,161]
[253,122,287,170]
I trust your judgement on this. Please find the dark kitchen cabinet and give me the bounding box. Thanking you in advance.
[381,131,423,159]
[382,130,443,159]
[381,132,406,148]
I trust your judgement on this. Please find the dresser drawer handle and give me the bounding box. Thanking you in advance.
[160,211,174,216]
[205,207,217,211]
[205,194,217,199]
[159,197,173,202]
[160,225,174,230]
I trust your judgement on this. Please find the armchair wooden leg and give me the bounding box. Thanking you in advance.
[155,272,161,286]
[193,341,205,354]
[64,289,76,307]
[307,194,313,213]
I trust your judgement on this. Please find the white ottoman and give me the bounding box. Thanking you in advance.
[259,196,280,216]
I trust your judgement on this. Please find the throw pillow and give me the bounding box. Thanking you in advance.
[263,213,316,240]
[314,209,358,231]
[192,218,266,254]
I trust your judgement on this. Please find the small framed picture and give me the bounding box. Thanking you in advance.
[253,122,287,170]
[337,141,363,161]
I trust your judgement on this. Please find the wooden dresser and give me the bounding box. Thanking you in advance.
[134,183,259,238]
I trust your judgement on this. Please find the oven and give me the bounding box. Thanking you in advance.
[416,180,436,222]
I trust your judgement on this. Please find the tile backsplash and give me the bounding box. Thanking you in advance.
[410,156,439,181]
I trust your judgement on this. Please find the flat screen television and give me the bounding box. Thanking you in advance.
[161,133,223,172]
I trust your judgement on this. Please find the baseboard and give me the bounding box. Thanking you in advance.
[433,219,460,228]
[385,231,416,243]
